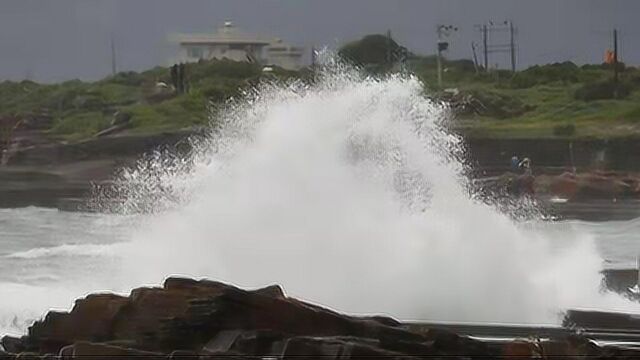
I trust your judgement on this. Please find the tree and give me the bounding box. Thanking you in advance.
[338,34,408,69]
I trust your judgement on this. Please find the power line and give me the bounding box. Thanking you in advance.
[475,20,518,72]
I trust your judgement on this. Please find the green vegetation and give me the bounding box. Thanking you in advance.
[0,60,293,141]
[2,33,640,142]
[336,34,640,139]
[338,34,408,73]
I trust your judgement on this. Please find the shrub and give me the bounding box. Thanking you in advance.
[465,89,534,119]
[510,62,579,89]
[338,34,408,67]
[553,123,576,137]
[574,80,631,101]
[105,71,145,87]
[51,111,110,138]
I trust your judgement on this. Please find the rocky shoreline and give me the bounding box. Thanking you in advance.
[0,129,203,209]
[2,277,640,359]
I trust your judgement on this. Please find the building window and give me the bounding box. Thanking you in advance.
[229,43,247,50]
[188,46,203,59]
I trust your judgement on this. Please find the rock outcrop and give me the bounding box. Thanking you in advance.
[495,170,640,200]
[2,277,640,359]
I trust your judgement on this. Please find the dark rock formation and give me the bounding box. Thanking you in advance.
[3,277,640,359]
[563,309,640,330]
[494,170,640,201]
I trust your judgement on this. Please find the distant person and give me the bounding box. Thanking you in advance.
[519,157,532,176]
[510,154,519,172]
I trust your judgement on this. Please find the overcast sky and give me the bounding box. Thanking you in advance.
[1,0,638,82]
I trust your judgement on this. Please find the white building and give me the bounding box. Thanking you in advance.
[266,39,305,71]
[173,21,305,70]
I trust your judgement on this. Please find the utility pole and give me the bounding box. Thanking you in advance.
[471,42,479,74]
[110,34,117,76]
[509,21,516,72]
[483,25,488,71]
[613,28,619,84]
[476,20,517,73]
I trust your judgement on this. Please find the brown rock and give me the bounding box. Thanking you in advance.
[575,173,630,199]
[27,277,238,353]
[281,336,416,360]
[13,353,39,360]
[57,344,73,360]
[0,350,16,360]
[111,278,233,347]
[548,172,578,199]
[563,309,640,330]
[502,341,533,359]
[0,336,25,354]
[167,350,198,360]
[28,293,129,353]
[201,330,243,354]
[423,328,490,357]
[21,277,498,359]
[66,341,164,360]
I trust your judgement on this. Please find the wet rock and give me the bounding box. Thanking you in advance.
[502,336,610,360]
[564,334,602,358]
[364,315,403,327]
[25,277,254,353]
[202,330,285,357]
[28,293,129,353]
[158,283,426,352]
[0,351,16,360]
[252,284,286,299]
[13,353,38,360]
[538,339,571,359]
[57,344,73,360]
[547,172,578,199]
[502,340,534,360]
[167,350,198,360]
[228,330,286,357]
[281,336,416,360]
[0,336,25,354]
[201,330,243,353]
[423,328,491,358]
[111,278,234,349]
[563,309,640,330]
[64,341,164,360]
[25,277,640,360]
[575,172,630,199]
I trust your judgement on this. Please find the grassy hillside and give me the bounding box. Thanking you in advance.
[415,59,640,139]
[0,60,298,142]
[2,34,640,143]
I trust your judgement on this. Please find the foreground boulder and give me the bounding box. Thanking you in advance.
[3,277,640,359]
[5,277,496,359]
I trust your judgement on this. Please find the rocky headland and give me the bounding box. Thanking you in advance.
[2,277,640,360]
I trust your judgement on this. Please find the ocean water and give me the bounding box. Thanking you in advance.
[1,62,639,336]
[1,207,639,336]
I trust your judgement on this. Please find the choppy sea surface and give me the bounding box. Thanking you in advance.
[1,206,639,336]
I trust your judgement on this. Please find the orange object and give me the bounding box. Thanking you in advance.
[605,49,615,64]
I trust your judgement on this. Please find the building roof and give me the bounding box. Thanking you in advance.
[175,21,272,46]
[268,38,305,54]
